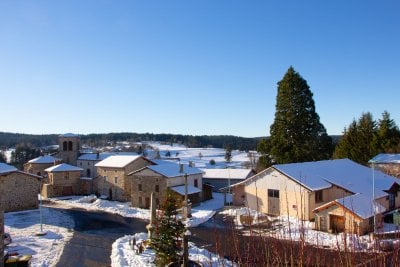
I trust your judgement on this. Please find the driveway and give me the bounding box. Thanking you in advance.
[43,203,148,267]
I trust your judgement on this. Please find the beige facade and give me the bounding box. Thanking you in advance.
[130,167,203,209]
[0,171,40,212]
[239,168,351,220]
[374,163,400,178]
[95,156,153,202]
[42,164,83,198]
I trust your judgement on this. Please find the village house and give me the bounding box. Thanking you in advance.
[232,159,400,234]
[202,168,254,191]
[77,152,114,179]
[95,155,154,201]
[23,155,61,177]
[0,163,41,212]
[129,162,203,209]
[369,153,400,178]
[41,163,84,198]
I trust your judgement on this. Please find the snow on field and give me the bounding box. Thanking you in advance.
[49,192,226,227]
[4,207,74,267]
[111,233,236,267]
[145,142,257,169]
[221,207,376,251]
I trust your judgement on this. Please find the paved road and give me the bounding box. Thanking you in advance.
[43,203,148,267]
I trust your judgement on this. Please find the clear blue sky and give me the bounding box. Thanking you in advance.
[1,1,399,138]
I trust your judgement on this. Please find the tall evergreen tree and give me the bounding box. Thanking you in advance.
[334,112,377,165]
[261,67,332,165]
[374,111,400,153]
[224,145,232,162]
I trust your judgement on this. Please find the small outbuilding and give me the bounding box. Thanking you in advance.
[42,163,83,198]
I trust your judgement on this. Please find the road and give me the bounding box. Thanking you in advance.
[43,203,148,267]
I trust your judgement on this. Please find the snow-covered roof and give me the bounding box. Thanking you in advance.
[170,185,202,195]
[95,155,142,168]
[336,194,385,219]
[202,168,253,180]
[274,159,398,199]
[151,159,179,165]
[28,155,60,164]
[370,153,400,164]
[78,153,114,161]
[0,163,17,174]
[147,164,203,178]
[45,163,83,172]
[59,133,79,137]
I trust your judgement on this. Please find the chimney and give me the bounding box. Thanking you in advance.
[189,161,193,167]
[54,159,62,166]
[96,152,99,159]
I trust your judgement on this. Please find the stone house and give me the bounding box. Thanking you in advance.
[24,155,61,177]
[42,163,83,198]
[370,153,400,178]
[77,152,114,179]
[129,163,203,209]
[95,155,154,201]
[232,159,400,233]
[0,163,41,212]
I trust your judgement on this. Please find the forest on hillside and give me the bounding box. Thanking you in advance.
[0,132,265,151]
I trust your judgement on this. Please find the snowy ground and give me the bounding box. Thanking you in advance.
[4,207,74,267]
[144,142,258,169]
[111,233,236,267]
[48,192,226,227]
[220,207,378,252]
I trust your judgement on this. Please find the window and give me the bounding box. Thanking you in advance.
[268,189,279,198]
[86,169,91,177]
[194,179,198,188]
[155,184,159,192]
[139,197,142,206]
[138,184,142,191]
[63,141,67,151]
[68,141,73,151]
[64,172,69,180]
[80,162,82,166]
[315,190,323,203]
[115,177,118,183]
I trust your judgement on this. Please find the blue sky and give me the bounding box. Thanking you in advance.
[1,1,399,138]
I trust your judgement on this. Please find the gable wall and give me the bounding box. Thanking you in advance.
[0,172,40,212]
[244,168,311,220]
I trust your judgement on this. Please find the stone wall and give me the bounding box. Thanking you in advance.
[24,162,53,177]
[131,174,168,208]
[375,163,400,178]
[0,209,3,267]
[0,171,40,212]
[42,171,81,198]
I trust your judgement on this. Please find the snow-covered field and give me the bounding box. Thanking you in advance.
[111,233,236,267]
[4,207,74,267]
[144,142,258,169]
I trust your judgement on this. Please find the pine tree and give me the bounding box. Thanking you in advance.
[152,192,185,266]
[374,111,400,153]
[263,67,332,165]
[334,112,377,165]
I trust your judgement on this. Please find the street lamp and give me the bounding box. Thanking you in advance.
[36,175,46,236]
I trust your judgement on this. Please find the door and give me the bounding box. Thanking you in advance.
[145,197,150,209]
[330,215,345,233]
[268,189,280,215]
